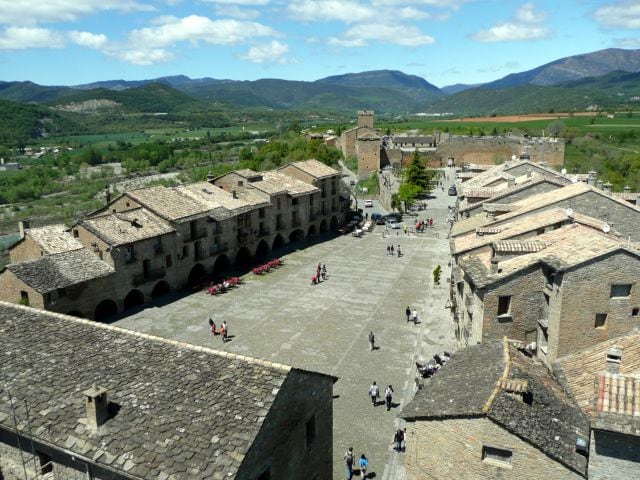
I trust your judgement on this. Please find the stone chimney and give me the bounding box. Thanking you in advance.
[231,189,238,199]
[603,182,612,195]
[624,185,631,194]
[206,171,215,183]
[104,186,111,206]
[605,347,622,374]
[596,180,603,190]
[587,171,597,187]
[82,384,109,431]
[18,219,30,239]
[527,169,533,178]
[507,178,516,188]
[490,257,499,273]
[487,211,496,221]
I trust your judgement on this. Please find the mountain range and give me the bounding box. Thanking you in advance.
[0,48,639,117]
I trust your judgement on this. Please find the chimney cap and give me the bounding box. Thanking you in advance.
[83,384,108,399]
[606,346,622,362]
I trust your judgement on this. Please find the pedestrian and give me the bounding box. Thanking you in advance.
[390,245,394,256]
[403,224,408,235]
[429,217,433,227]
[369,381,379,407]
[397,245,402,257]
[317,262,322,277]
[394,429,403,452]
[368,331,375,351]
[412,309,418,324]
[405,306,411,322]
[208,318,217,336]
[221,320,228,342]
[321,264,327,280]
[359,454,369,478]
[344,447,354,480]
[386,245,390,256]
[385,385,394,411]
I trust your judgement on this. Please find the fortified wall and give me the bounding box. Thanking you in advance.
[436,136,564,167]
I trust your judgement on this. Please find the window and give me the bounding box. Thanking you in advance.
[497,296,511,316]
[182,245,189,259]
[595,313,607,328]
[36,451,53,474]
[482,445,512,468]
[259,208,265,219]
[20,291,29,306]
[73,229,79,238]
[611,284,632,298]
[292,198,299,206]
[166,255,172,268]
[277,197,281,209]
[306,414,316,448]
[632,307,639,317]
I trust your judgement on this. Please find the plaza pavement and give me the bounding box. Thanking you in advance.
[113,169,459,480]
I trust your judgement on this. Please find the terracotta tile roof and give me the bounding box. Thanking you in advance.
[286,159,339,179]
[401,339,588,475]
[591,371,640,435]
[262,171,319,196]
[492,240,552,253]
[80,208,175,246]
[6,249,114,294]
[24,224,83,254]
[0,303,334,479]
[554,332,640,415]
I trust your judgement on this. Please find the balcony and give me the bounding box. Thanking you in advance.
[132,268,165,286]
[259,227,270,237]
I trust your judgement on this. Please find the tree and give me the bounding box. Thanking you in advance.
[404,151,432,192]
[547,120,566,138]
[398,183,421,211]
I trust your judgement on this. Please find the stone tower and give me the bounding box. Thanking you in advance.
[357,110,374,129]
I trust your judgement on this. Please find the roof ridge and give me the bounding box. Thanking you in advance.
[0,301,292,373]
[483,336,511,413]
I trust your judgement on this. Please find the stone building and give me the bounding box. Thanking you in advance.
[0,302,336,480]
[0,160,346,320]
[400,338,589,480]
[339,111,382,180]
[453,223,640,366]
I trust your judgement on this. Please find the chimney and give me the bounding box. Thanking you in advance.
[636,195,640,208]
[527,169,533,178]
[82,384,109,431]
[231,189,238,199]
[587,171,597,187]
[624,185,631,194]
[104,186,111,206]
[596,180,603,190]
[206,171,215,183]
[603,182,612,195]
[605,347,622,374]
[18,219,30,239]
[490,257,499,273]
[507,178,516,188]
[487,211,496,221]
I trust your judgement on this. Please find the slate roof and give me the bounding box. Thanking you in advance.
[402,339,588,476]
[284,159,339,179]
[554,332,640,415]
[262,171,319,196]
[79,208,175,247]
[23,224,84,254]
[0,303,334,479]
[6,249,114,294]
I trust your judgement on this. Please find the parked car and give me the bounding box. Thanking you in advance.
[386,221,402,229]
[364,200,373,207]
[383,213,402,223]
[448,186,457,196]
[371,213,385,225]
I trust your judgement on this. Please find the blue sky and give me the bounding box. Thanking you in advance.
[0,0,638,88]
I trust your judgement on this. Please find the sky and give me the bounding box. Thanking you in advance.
[0,0,639,88]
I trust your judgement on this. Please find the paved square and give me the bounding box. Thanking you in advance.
[114,185,457,479]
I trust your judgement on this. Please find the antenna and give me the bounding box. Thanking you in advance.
[602,223,611,234]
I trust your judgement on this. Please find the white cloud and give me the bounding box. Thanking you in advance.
[0,27,64,49]
[593,1,640,29]
[471,2,550,42]
[109,47,174,65]
[203,0,269,4]
[0,0,154,26]
[239,40,293,63]
[69,31,108,49]
[129,15,276,47]
[287,0,376,24]
[616,37,640,47]
[329,23,435,47]
[214,5,261,20]
[395,6,432,20]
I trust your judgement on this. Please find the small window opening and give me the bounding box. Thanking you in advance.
[595,313,607,328]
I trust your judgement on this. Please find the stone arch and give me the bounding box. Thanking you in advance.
[272,234,285,251]
[289,229,305,243]
[330,216,339,230]
[319,219,328,233]
[254,239,270,263]
[307,224,317,238]
[66,310,84,318]
[94,299,118,322]
[188,263,207,287]
[213,254,231,275]
[151,280,170,299]
[235,247,252,269]
[124,289,145,310]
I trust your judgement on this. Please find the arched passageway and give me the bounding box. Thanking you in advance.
[235,247,252,269]
[319,219,328,233]
[272,234,285,251]
[254,240,270,263]
[307,225,317,238]
[124,289,145,310]
[330,216,339,229]
[188,263,206,287]
[213,254,231,275]
[151,280,170,299]
[289,229,304,243]
[94,299,118,322]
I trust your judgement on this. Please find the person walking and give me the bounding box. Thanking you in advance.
[208,318,216,336]
[386,245,390,256]
[385,385,394,411]
[397,244,402,257]
[321,264,327,280]
[390,244,394,256]
[412,309,418,324]
[403,224,408,235]
[369,381,379,407]
[368,331,375,351]
[221,320,228,342]
[344,447,354,480]
[394,429,403,452]
[405,306,411,322]
[359,454,369,478]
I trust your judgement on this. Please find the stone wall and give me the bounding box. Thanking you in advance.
[589,429,640,480]
[548,251,640,364]
[238,370,334,480]
[9,236,44,263]
[404,416,583,480]
[357,137,381,180]
[436,136,565,167]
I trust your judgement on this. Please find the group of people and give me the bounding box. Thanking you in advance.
[344,447,369,479]
[311,262,328,285]
[405,306,418,324]
[368,381,395,411]
[208,318,229,342]
[414,218,434,232]
[386,244,402,256]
